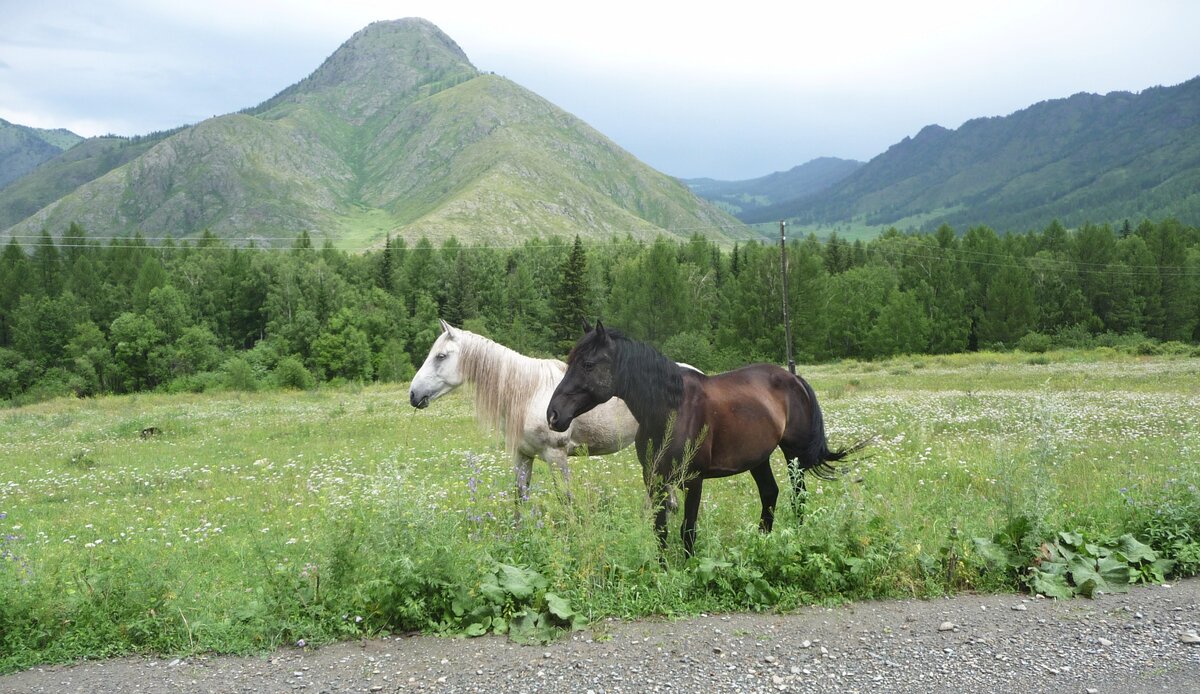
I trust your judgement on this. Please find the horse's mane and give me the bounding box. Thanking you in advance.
[572,328,683,423]
[456,330,565,456]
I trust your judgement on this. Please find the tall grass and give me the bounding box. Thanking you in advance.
[2,349,1198,671]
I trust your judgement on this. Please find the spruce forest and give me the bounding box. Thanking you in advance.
[2,217,1199,405]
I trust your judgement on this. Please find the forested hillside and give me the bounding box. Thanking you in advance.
[1,218,1197,404]
[0,119,83,189]
[753,77,1200,231]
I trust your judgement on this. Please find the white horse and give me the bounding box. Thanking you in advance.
[409,320,645,501]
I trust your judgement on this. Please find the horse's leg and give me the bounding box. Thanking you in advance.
[680,477,705,558]
[513,452,534,514]
[651,478,671,554]
[638,436,673,558]
[749,459,780,533]
[642,466,678,511]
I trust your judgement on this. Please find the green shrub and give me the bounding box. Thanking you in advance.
[1051,324,1095,349]
[272,356,315,390]
[661,331,717,373]
[1159,341,1194,356]
[222,356,259,391]
[1016,332,1052,353]
[25,368,85,402]
[1127,481,1200,576]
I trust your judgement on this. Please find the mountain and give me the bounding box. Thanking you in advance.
[1,19,746,246]
[0,132,178,230]
[0,118,84,189]
[760,77,1200,231]
[682,157,862,216]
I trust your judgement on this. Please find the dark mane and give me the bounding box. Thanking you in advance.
[570,328,683,422]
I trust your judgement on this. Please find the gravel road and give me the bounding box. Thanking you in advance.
[4,579,1198,693]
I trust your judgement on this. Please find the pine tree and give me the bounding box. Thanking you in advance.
[61,222,90,268]
[292,231,313,253]
[552,235,589,353]
[866,289,930,358]
[377,235,394,291]
[0,239,31,347]
[1040,220,1069,255]
[12,291,86,370]
[934,224,956,249]
[824,232,849,274]
[32,230,62,296]
[440,238,478,327]
[132,257,168,312]
[607,238,686,345]
[498,256,551,354]
[1072,223,1116,321]
[976,263,1036,347]
[1145,220,1197,341]
[404,238,443,313]
[818,265,893,359]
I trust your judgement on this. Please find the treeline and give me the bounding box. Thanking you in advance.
[1,219,1199,404]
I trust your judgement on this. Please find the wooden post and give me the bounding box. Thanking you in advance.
[780,220,795,375]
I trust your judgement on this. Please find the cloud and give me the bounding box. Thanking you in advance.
[2,1,1199,177]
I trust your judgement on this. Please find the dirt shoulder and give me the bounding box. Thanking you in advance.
[4,578,1198,693]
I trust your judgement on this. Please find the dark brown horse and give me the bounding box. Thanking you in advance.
[546,321,865,557]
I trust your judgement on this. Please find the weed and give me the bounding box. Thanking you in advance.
[0,354,1197,671]
[66,449,97,469]
[1125,477,1200,575]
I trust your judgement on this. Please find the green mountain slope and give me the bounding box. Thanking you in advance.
[769,77,1200,231]
[0,132,175,230]
[3,18,745,246]
[683,157,862,216]
[354,75,743,243]
[0,118,84,189]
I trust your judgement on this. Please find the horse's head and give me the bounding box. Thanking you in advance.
[547,320,618,432]
[409,319,466,409]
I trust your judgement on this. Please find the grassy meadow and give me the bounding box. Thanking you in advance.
[2,349,1199,670]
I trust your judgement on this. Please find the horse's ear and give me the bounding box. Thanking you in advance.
[581,318,592,334]
[594,320,607,337]
[439,319,455,337]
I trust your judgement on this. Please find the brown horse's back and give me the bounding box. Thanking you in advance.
[681,363,806,476]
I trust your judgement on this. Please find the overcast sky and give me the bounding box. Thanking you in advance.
[1,1,1198,180]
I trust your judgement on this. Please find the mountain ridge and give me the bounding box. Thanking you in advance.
[1,18,746,246]
[0,118,84,189]
[742,77,1200,230]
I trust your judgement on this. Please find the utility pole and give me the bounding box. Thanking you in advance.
[780,220,795,375]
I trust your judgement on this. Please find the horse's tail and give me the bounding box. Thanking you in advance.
[797,376,870,480]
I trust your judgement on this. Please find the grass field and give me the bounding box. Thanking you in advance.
[2,349,1199,670]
